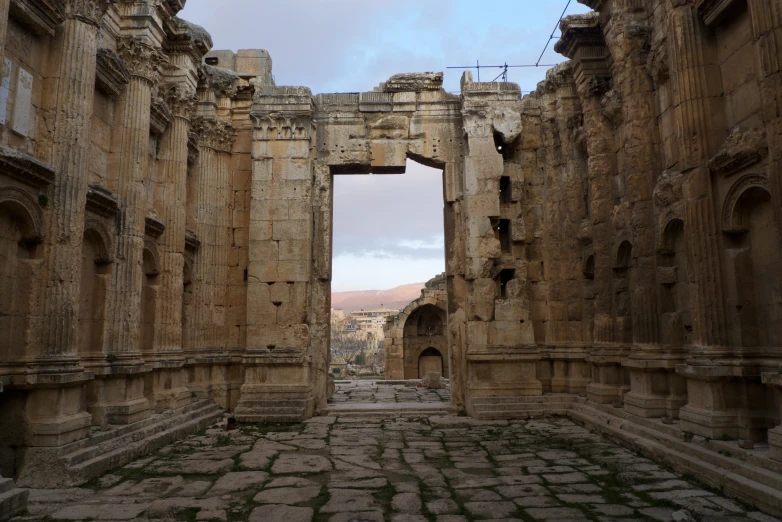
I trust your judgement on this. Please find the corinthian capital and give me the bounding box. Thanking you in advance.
[64,0,114,26]
[165,84,198,119]
[117,37,169,82]
[192,117,235,152]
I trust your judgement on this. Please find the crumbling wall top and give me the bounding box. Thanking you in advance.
[376,72,444,93]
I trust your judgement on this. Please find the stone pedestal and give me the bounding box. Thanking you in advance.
[761,370,782,460]
[624,348,688,419]
[678,362,769,441]
[585,345,630,405]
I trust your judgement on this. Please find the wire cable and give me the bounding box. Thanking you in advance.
[536,0,572,66]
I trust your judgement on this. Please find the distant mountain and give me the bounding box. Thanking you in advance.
[332,283,425,314]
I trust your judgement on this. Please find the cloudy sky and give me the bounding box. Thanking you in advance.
[179,0,591,292]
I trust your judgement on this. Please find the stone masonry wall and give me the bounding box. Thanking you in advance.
[1,0,782,492]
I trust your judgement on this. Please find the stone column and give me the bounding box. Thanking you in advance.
[747,0,782,251]
[557,13,627,405]
[94,37,166,425]
[667,1,740,438]
[26,0,110,448]
[186,116,233,407]
[0,0,10,60]
[146,84,196,412]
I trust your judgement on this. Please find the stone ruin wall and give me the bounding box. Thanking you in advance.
[0,0,781,492]
[383,273,448,380]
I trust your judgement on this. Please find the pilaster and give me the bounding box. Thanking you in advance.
[94,36,167,425]
[26,0,111,447]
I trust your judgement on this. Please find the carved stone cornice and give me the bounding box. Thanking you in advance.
[539,61,575,94]
[165,84,198,119]
[199,64,240,98]
[185,227,200,252]
[96,48,131,96]
[164,16,213,62]
[9,0,65,37]
[709,128,768,177]
[192,117,235,152]
[381,72,443,93]
[85,184,120,217]
[555,13,611,89]
[150,97,172,136]
[64,0,113,26]
[145,215,166,239]
[0,146,56,188]
[187,132,199,164]
[117,37,169,82]
[158,0,185,22]
[695,0,739,26]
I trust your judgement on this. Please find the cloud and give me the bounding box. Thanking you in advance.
[178,0,592,94]
[176,1,592,289]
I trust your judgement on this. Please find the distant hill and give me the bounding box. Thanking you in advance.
[332,283,425,314]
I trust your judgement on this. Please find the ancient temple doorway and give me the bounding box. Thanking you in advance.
[418,347,444,378]
[328,157,452,409]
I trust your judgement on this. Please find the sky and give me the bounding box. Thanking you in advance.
[178,0,592,291]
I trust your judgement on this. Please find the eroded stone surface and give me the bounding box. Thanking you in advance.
[13,415,777,521]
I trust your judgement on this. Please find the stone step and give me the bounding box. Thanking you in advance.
[58,399,215,456]
[569,402,782,518]
[17,400,224,488]
[63,401,221,467]
[324,402,456,418]
[0,487,28,521]
[0,478,14,495]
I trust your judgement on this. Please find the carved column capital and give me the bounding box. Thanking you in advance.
[165,84,198,119]
[192,117,235,152]
[63,0,113,26]
[117,37,169,82]
[200,64,240,98]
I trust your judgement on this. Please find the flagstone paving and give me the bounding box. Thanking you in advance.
[330,380,451,404]
[12,415,781,522]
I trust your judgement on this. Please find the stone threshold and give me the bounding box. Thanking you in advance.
[324,401,457,417]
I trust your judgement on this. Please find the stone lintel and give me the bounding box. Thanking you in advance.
[96,48,131,96]
[709,128,768,177]
[696,0,740,26]
[144,215,166,238]
[9,0,65,37]
[0,146,56,188]
[150,97,172,136]
[86,184,120,217]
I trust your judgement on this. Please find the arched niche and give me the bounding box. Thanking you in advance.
[402,303,448,379]
[418,346,445,379]
[140,242,161,357]
[0,190,43,362]
[723,180,782,348]
[77,223,114,360]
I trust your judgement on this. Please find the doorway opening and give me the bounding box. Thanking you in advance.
[328,157,451,406]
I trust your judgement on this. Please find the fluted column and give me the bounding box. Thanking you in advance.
[37,0,110,370]
[669,2,728,349]
[106,37,167,366]
[747,0,782,248]
[0,0,10,60]
[189,118,216,357]
[156,84,196,358]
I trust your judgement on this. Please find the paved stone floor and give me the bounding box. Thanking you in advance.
[330,380,451,404]
[13,414,781,522]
